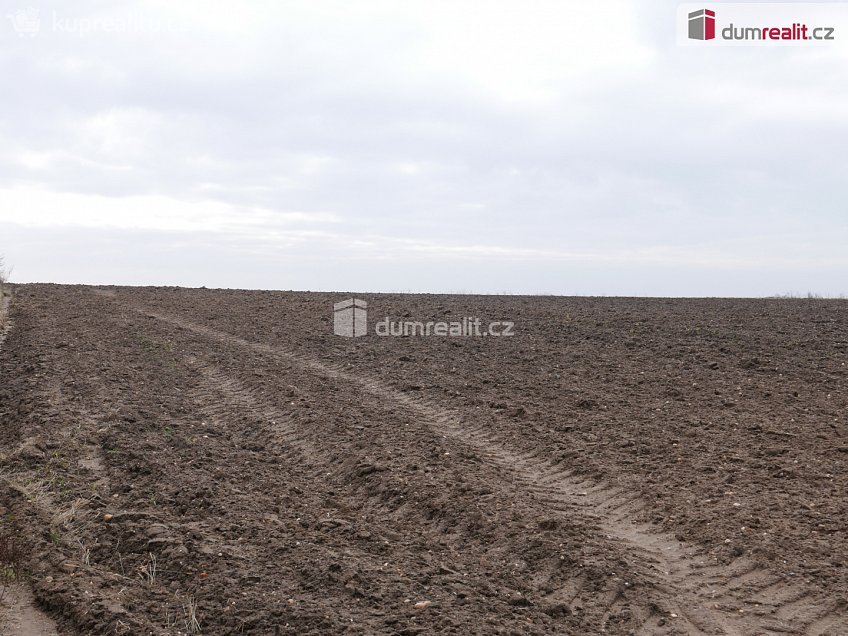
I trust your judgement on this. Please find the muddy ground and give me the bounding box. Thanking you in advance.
[0,284,846,635]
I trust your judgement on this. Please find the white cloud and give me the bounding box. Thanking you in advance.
[0,187,339,233]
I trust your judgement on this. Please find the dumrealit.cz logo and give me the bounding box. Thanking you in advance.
[333,299,368,338]
[688,9,715,40]
[332,300,515,338]
[680,4,841,45]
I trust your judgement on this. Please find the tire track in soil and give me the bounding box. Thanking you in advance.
[9,291,627,634]
[187,355,316,461]
[132,303,848,636]
[180,347,653,633]
[183,353,636,634]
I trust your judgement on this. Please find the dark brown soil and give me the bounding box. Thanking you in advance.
[0,284,846,635]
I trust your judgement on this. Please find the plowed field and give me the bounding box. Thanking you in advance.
[1,285,846,635]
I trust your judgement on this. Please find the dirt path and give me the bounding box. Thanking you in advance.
[0,291,11,344]
[0,584,60,636]
[0,289,63,635]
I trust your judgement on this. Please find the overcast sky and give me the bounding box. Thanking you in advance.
[1,0,847,295]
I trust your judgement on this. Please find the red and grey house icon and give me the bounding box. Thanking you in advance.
[688,9,716,40]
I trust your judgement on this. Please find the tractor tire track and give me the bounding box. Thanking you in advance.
[131,303,848,635]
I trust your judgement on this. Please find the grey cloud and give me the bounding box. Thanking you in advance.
[1,0,846,294]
